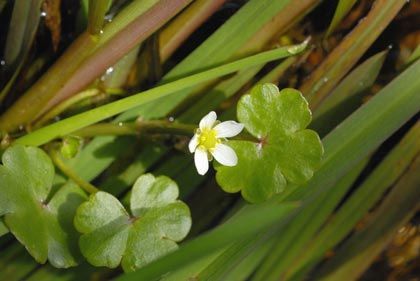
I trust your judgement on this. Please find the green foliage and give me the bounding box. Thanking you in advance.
[15,43,307,147]
[74,174,191,272]
[215,84,323,202]
[326,0,358,36]
[0,145,87,268]
[0,0,418,280]
[60,136,82,159]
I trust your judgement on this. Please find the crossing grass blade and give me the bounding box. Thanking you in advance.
[286,122,420,280]
[311,50,387,136]
[15,43,307,147]
[326,0,358,37]
[300,0,406,109]
[317,155,420,280]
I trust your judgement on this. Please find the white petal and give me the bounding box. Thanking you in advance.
[199,111,217,130]
[194,148,209,175]
[214,121,244,138]
[211,143,238,166]
[188,134,198,153]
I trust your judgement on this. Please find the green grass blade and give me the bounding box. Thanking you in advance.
[252,158,369,281]
[300,0,405,109]
[215,57,420,281]
[162,0,293,81]
[253,55,420,281]
[161,251,223,281]
[3,0,42,66]
[0,249,38,281]
[0,0,43,102]
[15,43,307,146]
[300,58,420,202]
[326,0,358,36]
[0,220,8,237]
[64,0,312,192]
[406,44,420,65]
[87,0,112,35]
[312,50,387,136]
[286,122,420,280]
[116,202,298,281]
[317,155,420,281]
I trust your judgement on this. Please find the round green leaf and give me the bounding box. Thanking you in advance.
[0,145,87,268]
[215,84,324,203]
[74,174,191,272]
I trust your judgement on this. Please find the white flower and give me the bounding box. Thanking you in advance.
[189,111,244,175]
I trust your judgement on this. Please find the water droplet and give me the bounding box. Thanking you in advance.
[323,77,329,83]
[105,67,114,75]
[118,122,123,126]
[40,11,47,17]
[99,30,104,35]
[104,15,113,23]
[101,67,114,81]
[387,44,393,50]
[168,116,175,122]
[287,45,301,55]
[0,60,5,66]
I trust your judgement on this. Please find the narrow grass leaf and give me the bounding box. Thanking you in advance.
[15,43,307,146]
[286,122,420,280]
[116,202,298,281]
[317,156,420,280]
[326,0,358,36]
[300,0,406,109]
[312,50,387,136]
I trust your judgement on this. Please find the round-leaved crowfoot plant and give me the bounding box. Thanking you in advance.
[0,145,87,268]
[214,83,324,203]
[74,173,191,272]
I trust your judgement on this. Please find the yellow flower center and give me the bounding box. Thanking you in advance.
[198,128,219,150]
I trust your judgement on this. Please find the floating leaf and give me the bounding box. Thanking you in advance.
[74,174,191,272]
[215,84,323,203]
[0,145,87,268]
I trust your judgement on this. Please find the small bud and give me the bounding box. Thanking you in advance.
[60,136,82,159]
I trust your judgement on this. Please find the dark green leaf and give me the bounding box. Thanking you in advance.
[0,145,86,268]
[215,84,323,202]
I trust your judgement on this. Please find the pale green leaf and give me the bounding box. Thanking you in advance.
[74,174,191,272]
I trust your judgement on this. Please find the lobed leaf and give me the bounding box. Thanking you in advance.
[215,84,323,202]
[74,174,191,272]
[0,145,86,268]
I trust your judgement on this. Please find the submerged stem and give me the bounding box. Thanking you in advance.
[73,120,258,143]
[49,148,99,194]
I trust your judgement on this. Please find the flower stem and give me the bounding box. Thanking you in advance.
[137,120,196,136]
[49,148,99,194]
[73,120,195,138]
[74,123,138,137]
